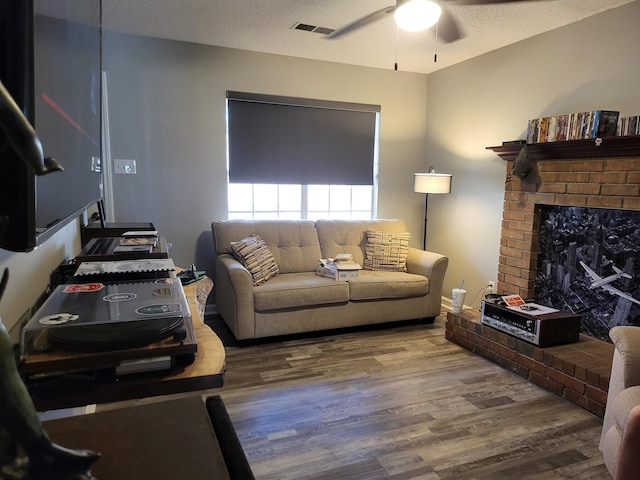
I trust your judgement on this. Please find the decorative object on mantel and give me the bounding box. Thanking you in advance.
[511,144,540,189]
[0,268,100,480]
[413,166,452,250]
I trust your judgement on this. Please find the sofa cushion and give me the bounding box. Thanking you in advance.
[253,273,350,311]
[213,220,322,274]
[348,271,428,300]
[364,230,410,272]
[230,235,279,285]
[315,219,409,266]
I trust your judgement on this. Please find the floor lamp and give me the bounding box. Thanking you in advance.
[414,166,452,250]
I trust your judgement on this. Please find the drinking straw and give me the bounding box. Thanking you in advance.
[459,279,464,290]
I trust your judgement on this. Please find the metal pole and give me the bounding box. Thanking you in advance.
[423,193,429,251]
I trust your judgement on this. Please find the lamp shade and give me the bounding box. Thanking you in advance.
[414,172,452,194]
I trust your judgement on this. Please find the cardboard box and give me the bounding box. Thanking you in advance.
[316,265,359,281]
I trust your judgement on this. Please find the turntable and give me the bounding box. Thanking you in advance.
[20,278,197,378]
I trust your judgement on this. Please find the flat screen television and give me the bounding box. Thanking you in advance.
[0,0,102,252]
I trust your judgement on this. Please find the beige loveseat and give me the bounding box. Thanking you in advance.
[211,219,448,342]
[600,326,640,477]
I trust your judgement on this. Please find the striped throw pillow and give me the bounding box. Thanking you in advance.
[230,235,279,285]
[364,230,410,272]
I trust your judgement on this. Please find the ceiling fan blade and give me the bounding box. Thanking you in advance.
[436,7,464,43]
[327,5,396,39]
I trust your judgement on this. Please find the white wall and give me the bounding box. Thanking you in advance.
[102,37,431,274]
[0,220,81,341]
[425,1,640,307]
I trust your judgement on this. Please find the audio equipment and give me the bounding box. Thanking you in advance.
[20,279,196,377]
[481,300,581,347]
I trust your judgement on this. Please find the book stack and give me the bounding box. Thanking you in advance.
[112,230,159,254]
[527,110,619,143]
[619,116,640,136]
[316,254,361,281]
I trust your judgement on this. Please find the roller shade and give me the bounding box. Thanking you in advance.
[227,92,379,185]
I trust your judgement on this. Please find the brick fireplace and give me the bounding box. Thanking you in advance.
[495,146,640,298]
[445,138,640,417]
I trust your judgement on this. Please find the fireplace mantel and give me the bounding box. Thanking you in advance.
[487,136,640,162]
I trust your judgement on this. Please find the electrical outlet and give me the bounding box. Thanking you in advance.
[487,281,497,294]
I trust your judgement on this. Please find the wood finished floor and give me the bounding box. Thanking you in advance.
[101,314,611,479]
[208,314,610,480]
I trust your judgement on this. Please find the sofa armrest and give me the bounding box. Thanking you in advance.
[406,248,449,317]
[611,326,640,389]
[214,254,256,340]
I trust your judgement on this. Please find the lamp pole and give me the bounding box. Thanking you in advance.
[423,193,429,251]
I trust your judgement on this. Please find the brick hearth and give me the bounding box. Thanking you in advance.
[446,310,613,417]
[446,142,640,417]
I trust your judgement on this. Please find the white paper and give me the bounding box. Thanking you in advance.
[506,302,559,316]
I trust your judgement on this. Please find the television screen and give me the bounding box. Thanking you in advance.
[0,0,102,251]
[34,4,102,234]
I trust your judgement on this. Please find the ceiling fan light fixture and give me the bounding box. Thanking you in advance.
[394,0,442,32]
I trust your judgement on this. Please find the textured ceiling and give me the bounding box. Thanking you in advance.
[102,0,636,74]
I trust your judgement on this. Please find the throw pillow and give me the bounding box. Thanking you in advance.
[230,235,279,285]
[364,230,410,272]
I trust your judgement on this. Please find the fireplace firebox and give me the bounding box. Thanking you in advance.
[533,205,640,342]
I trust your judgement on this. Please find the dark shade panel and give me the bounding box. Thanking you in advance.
[227,92,379,185]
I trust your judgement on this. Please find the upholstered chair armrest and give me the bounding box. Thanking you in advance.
[601,326,640,454]
[610,326,640,388]
[214,254,256,340]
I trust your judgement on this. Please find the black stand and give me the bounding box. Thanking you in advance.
[422,193,429,251]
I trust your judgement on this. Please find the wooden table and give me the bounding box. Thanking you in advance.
[27,277,226,410]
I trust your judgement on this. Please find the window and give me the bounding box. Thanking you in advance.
[228,184,374,220]
[226,92,380,220]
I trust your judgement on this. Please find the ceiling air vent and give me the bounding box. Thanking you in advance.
[291,22,335,35]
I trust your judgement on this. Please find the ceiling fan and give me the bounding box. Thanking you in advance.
[328,0,550,43]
